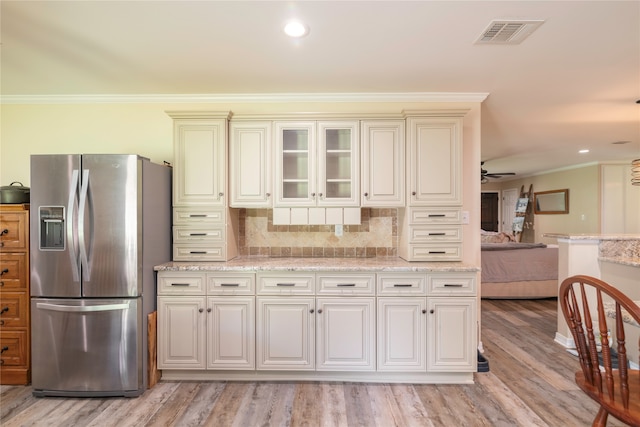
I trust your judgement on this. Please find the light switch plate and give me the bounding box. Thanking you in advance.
[462,211,470,224]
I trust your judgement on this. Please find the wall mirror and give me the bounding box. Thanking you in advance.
[534,189,569,214]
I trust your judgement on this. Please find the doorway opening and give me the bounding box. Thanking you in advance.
[481,192,499,231]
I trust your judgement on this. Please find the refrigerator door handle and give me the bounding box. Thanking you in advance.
[36,301,131,313]
[68,169,81,282]
[78,169,93,281]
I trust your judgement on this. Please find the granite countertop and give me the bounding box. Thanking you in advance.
[155,257,480,273]
[544,233,640,241]
[599,257,640,268]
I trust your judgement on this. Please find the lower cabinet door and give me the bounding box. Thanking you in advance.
[158,297,206,369]
[257,297,315,370]
[316,297,375,371]
[427,297,477,372]
[207,296,255,370]
[377,297,426,371]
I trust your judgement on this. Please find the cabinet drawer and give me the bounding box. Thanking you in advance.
[173,244,227,261]
[0,330,28,367]
[428,273,476,296]
[0,253,28,290]
[404,244,462,261]
[0,292,28,328]
[173,226,225,243]
[0,211,28,252]
[316,273,375,295]
[377,273,427,295]
[173,207,225,225]
[409,225,462,243]
[158,272,206,295]
[257,273,315,295]
[409,208,461,224]
[207,273,255,295]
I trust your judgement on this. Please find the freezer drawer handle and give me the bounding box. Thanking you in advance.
[36,302,130,312]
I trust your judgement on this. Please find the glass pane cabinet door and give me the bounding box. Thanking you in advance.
[318,121,359,206]
[275,122,316,206]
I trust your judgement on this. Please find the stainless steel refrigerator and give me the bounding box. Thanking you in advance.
[30,154,171,397]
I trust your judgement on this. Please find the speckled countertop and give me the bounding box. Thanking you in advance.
[544,233,640,268]
[544,233,640,241]
[155,257,480,273]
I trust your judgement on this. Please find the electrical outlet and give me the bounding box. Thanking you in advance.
[335,224,343,237]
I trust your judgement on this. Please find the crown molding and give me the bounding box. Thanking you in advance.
[0,92,489,105]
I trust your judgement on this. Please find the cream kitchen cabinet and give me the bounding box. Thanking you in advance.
[427,297,477,372]
[406,116,463,206]
[274,120,360,207]
[229,121,272,207]
[256,272,376,371]
[167,111,237,261]
[376,273,427,372]
[157,272,255,371]
[361,120,405,207]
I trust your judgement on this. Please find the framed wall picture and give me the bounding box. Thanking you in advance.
[515,198,528,213]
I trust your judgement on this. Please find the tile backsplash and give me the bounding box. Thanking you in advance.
[238,208,397,257]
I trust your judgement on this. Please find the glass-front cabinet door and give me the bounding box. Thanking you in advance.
[275,121,316,206]
[318,121,359,206]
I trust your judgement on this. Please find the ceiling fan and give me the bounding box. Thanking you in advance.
[481,161,516,183]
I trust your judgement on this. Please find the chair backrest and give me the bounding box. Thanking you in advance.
[559,275,640,410]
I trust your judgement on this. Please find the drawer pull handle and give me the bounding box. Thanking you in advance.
[428,251,446,254]
[190,251,207,254]
[0,346,8,353]
[189,233,207,236]
[428,214,446,218]
[0,229,8,236]
[0,281,4,287]
[444,283,464,287]
[0,307,8,315]
[220,283,240,287]
[337,283,355,287]
[0,269,8,276]
[276,283,295,287]
[393,284,413,287]
[171,283,191,287]
[428,233,446,236]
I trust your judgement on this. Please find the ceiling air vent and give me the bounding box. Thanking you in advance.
[476,20,544,44]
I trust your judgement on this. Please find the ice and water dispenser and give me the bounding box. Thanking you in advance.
[39,206,65,250]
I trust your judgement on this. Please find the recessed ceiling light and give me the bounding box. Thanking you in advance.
[579,149,590,154]
[284,21,309,38]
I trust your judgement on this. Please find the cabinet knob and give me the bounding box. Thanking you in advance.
[364,192,369,197]
[430,309,434,314]
[0,281,4,287]
[0,346,8,353]
[198,308,204,313]
[0,269,8,276]
[207,308,212,313]
[317,308,323,314]
[311,193,316,197]
[0,307,8,315]
[422,309,427,314]
[412,191,417,196]
[318,193,323,197]
[309,309,314,314]
[219,192,224,197]
[0,229,8,236]
[266,193,271,197]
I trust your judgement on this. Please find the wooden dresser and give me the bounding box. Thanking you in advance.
[0,204,30,385]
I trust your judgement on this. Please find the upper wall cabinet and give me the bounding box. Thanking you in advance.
[229,121,273,208]
[274,121,360,207]
[406,117,462,206]
[361,120,405,207]
[171,114,229,206]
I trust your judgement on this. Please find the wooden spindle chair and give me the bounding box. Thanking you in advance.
[559,275,640,427]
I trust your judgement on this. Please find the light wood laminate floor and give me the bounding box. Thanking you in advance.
[1,299,628,426]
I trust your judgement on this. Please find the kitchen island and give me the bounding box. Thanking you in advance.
[154,257,480,384]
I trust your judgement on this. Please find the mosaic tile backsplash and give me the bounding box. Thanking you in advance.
[238,208,397,258]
